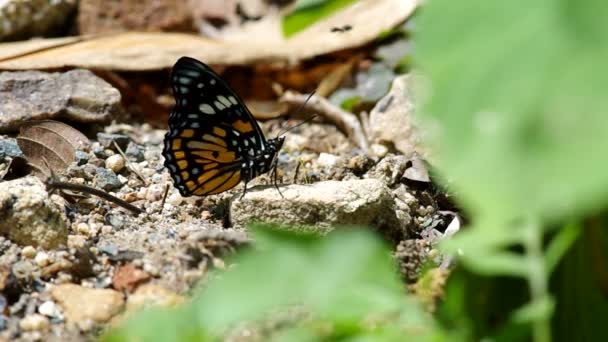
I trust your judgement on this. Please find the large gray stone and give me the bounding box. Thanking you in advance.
[0,69,121,132]
[231,179,408,236]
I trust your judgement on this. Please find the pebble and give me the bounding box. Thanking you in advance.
[136,187,147,200]
[0,139,23,159]
[105,154,125,173]
[51,284,124,324]
[94,167,122,191]
[67,235,87,249]
[166,193,183,206]
[125,142,145,162]
[317,152,340,168]
[19,314,50,331]
[34,252,51,267]
[145,184,165,202]
[12,261,34,279]
[74,150,89,165]
[38,301,60,318]
[75,222,91,236]
[21,246,36,258]
[370,143,389,157]
[105,214,125,230]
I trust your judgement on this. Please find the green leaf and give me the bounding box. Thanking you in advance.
[194,225,404,331]
[282,0,358,37]
[441,226,528,277]
[415,0,608,224]
[511,296,555,324]
[544,222,581,274]
[104,226,444,341]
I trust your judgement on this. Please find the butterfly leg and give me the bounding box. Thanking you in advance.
[240,181,248,200]
[271,160,284,198]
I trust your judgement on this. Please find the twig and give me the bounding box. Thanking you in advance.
[280,91,369,153]
[112,140,148,185]
[159,183,170,215]
[47,179,144,215]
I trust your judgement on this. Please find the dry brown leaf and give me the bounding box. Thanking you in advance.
[16,120,90,176]
[0,0,417,71]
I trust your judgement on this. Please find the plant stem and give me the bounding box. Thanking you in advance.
[524,217,552,342]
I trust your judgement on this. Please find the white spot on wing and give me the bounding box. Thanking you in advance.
[199,103,216,114]
[192,168,200,175]
[179,77,192,84]
[197,83,204,88]
[210,79,216,85]
[228,96,238,105]
[214,100,225,110]
[217,95,231,107]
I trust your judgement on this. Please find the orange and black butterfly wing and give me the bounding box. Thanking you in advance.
[162,57,270,196]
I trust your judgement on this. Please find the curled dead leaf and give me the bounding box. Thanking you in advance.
[16,120,90,176]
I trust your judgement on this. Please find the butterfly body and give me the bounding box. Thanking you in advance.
[163,57,282,197]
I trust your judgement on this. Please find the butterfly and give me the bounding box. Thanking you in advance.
[162,57,284,197]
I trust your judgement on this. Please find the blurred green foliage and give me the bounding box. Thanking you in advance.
[105,1,608,341]
[416,0,608,340]
[102,227,446,342]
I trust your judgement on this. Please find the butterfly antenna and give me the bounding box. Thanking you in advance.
[275,91,317,138]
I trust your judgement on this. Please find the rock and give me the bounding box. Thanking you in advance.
[394,239,430,282]
[125,142,144,162]
[317,153,340,168]
[78,0,195,35]
[105,154,125,173]
[97,133,130,150]
[231,179,407,236]
[111,264,150,293]
[51,284,124,325]
[11,260,34,279]
[0,138,22,159]
[125,284,184,313]
[34,251,51,267]
[368,74,425,157]
[74,150,89,165]
[38,301,60,318]
[21,245,36,258]
[365,154,410,187]
[0,69,121,133]
[94,167,122,191]
[104,214,125,230]
[0,176,68,248]
[19,314,49,331]
[0,0,77,41]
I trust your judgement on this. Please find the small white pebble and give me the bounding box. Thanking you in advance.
[34,252,51,267]
[141,167,156,178]
[19,314,50,331]
[76,222,91,235]
[38,301,59,317]
[370,143,389,158]
[146,184,164,202]
[21,246,36,258]
[317,153,339,168]
[117,174,128,184]
[71,177,85,185]
[166,193,183,206]
[105,154,125,173]
[136,187,148,200]
[101,225,113,234]
[67,235,87,249]
[151,173,163,183]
